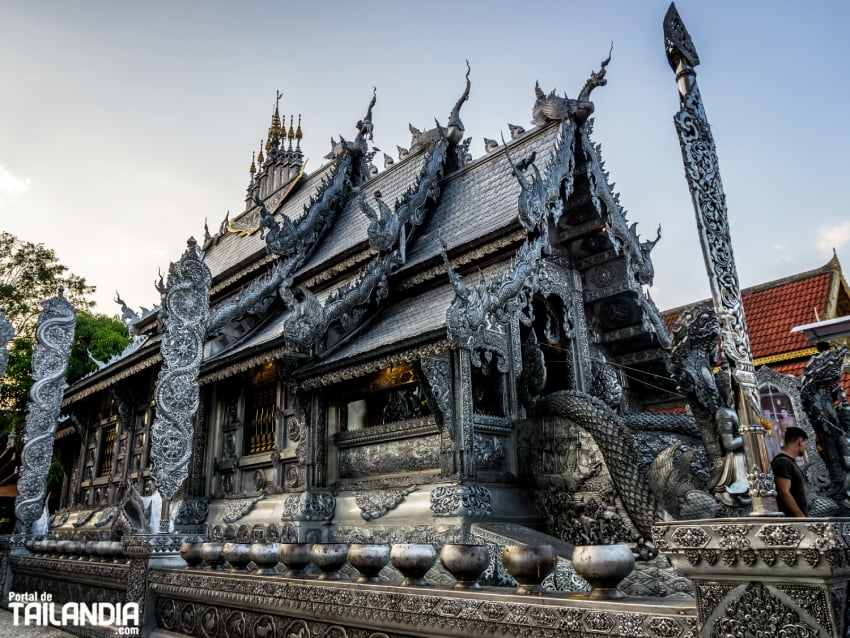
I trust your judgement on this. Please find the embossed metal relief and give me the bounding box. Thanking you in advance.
[670,526,711,549]
[757,524,803,548]
[149,569,698,638]
[281,492,335,521]
[15,289,77,533]
[222,495,265,524]
[151,238,212,505]
[713,582,819,637]
[430,485,492,517]
[354,486,417,520]
[339,435,440,480]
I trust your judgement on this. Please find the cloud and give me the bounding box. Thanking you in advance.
[0,165,31,206]
[817,222,850,255]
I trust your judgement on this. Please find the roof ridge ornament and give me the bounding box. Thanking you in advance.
[446,60,471,144]
[532,45,612,127]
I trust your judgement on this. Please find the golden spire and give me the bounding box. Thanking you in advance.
[268,90,283,144]
[249,151,256,176]
[295,114,302,141]
[287,115,295,141]
[257,140,265,165]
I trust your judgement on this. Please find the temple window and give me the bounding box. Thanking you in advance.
[471,360,506,417]
[244,365,278,454]
[339,363,431,430]
[759,384,799,461]
[98,424,117,477]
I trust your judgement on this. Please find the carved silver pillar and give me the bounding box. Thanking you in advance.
[150,238,211,531]
[664,4,778,515]
[0,307,13,400]
[14,289,77,533]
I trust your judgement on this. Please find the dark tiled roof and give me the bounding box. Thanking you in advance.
[404,125,560,271]
[297,150,431,277]
[309,282,455,370]
[203,163,335,281]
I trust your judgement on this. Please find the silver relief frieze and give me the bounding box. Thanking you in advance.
[430,485,493,517]
[280,492,335,521]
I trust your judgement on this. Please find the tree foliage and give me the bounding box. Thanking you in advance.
[0,230,95,340]
[0,232,129,439]
[67,312,131,385]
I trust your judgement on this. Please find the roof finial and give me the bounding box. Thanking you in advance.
[249,151,257,176]
[268,90,283,146]
[257,140,265,165]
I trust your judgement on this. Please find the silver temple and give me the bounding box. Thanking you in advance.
[2,5,850,637]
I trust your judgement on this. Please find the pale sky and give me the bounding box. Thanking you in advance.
[2,1,848,320]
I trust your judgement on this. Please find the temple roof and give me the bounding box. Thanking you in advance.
[64,60,674,401]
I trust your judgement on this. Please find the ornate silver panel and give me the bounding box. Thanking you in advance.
[339,435,440,480]
[430,485,492,517]
[353,486,417,520]
[280,492,335,521]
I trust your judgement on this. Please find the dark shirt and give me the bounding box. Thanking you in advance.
[771,452,808,516]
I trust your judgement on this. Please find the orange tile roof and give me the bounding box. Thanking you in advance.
[744,272,830,360]
[663,261,838,363]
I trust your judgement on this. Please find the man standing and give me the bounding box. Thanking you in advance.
[771,427,809,517]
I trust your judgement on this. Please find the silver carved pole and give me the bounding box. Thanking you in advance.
[150,238,211,532]
[0,306,14,400]
[14,289,77,533]
[664,4,779,515]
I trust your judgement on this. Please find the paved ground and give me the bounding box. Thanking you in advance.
[0,608,71,636]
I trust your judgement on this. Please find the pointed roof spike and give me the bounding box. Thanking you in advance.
[257,140,265,165]
[447,61,471,143]
[577,42,613,104]
[287,115,295,140]
[355,87,377,145]
[249,151,256,176]
[295,114,302,140]
[664,3,700,69]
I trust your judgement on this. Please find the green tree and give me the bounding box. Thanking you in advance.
[67,311,130,384]
[0,232,129,438]
[0,230,95,339]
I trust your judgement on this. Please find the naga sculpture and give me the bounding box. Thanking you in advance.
[531,46,611,127]
[150,238,211,529]
[406,62,470,157]
[15,289,77,533]
[282,131,452,351]
[669,301,750,508]
[518,331,669,539]
[800,346,850,507]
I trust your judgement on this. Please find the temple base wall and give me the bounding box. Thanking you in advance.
[654,517,850,637]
